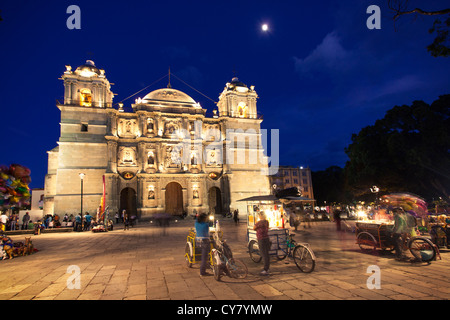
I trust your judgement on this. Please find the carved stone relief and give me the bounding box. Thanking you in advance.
[117,118,138,138]
[118,146,137,166]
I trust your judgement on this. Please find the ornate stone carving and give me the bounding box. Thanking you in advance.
[117,118,138,138]
[118,146,137,166]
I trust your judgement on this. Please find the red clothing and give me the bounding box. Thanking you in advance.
[254,220,269,240]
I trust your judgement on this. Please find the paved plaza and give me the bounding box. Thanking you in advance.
[1,217,449,301]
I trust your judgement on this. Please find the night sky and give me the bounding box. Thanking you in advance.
[1,0,449,189]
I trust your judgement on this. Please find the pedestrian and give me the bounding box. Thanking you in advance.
[333,209,342,231]
[10,213,17,231]
[392,207,408,261]
[75,213,82,232]
[0,213,8,231]
[22,212,30,230]
[123,210,129,230]
[84,212,92,231]
[115,212,119,224]
[195,213,210,276]
[253,211,270,276]
[233,209,239,225]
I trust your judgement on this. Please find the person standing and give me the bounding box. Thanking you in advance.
[84,212,92,231]
[253,211,270,276]
[195,213,210,276]
[22,212,30,230]
[10,213,18,231]
[333,209,342,231]
[392,207,408,261]
[75,213,82,232]
[0,212,7,232]
[233,209,239,225]
[123,210,129,230]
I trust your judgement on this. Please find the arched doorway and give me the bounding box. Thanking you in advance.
[208,187,222,215]
[120,187,137,218]
[165,182,183,215]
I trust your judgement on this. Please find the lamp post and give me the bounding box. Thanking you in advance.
[79,173,85,231]
[370,185,380,209]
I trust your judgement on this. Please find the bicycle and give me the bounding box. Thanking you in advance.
[248,233,316,273]
[211,231,248,281]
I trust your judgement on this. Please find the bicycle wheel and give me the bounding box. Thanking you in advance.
[227,258,248,279]
[408,237,436,262]
[213,261,222,281]
[293,244,315,273]
[185,242,193,268]
[357,232,377,253]
[248,240,262,263]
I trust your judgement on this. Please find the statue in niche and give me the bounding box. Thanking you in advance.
[165,145,182,168]
[148,189,155,200]
[193,189,199,199]
[126,121,132,133]
[147,152,155,165]
[147,118,154,134]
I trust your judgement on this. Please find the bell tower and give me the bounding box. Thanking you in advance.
[61,60,114,108]
[217,77,258,118]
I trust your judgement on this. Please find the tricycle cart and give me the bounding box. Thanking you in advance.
[239,195,316,273]
[184,227,222,268]
[356,221,395,252]
[355,220,438,262]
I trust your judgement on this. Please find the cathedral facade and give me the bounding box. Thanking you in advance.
[44,60,271,218]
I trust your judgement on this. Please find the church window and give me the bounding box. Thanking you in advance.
[81,123,88,132]
[80,88,92,107]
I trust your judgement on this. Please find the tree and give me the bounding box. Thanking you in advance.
[345,95,450,202]
[388,0,450,57]
[312,166,350,205]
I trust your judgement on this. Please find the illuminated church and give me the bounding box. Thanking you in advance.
[44,60,271,218]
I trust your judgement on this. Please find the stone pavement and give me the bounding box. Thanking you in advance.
[0,217,449,300]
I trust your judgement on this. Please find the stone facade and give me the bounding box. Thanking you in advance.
[44,60,271,218]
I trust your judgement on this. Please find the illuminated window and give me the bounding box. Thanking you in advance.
[80,88,92,107]
[237,102,247,118]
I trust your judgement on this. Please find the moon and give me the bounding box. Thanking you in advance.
[261,24,269,32]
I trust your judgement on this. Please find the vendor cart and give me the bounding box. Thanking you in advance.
[239,195,316,272]
[355,220,438,262]
[356,221,395,252]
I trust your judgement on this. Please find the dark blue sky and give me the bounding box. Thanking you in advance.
[1,0,449,189]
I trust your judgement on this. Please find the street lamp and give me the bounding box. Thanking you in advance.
[370,185,380,209]
[79,173,85,231]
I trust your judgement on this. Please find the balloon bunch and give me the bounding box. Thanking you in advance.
[0,164,31,209]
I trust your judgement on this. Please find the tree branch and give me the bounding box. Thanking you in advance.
[392,8,450,21]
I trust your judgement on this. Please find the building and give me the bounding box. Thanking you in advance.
[44,60,271,218]
[270,166,314,200]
